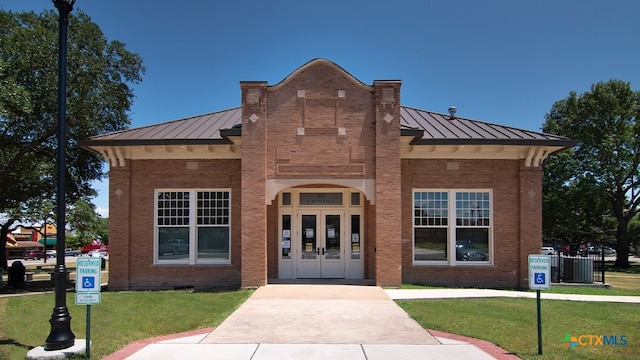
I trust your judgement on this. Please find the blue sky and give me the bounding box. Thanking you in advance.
[3,0,639,217]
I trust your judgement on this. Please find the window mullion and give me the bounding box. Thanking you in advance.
[190,190,197,264]
[449,190,456,265]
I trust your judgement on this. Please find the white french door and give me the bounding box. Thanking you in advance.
[297,211,344,278]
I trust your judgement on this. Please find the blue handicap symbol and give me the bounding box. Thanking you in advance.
[82,276,95,289]
[534,272,546,285]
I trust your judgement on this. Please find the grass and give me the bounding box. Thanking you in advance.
[398,298,639,360]
[0,289,252,359]
[398,267,640,360]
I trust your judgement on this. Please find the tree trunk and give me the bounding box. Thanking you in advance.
[614,218,631,268]
[0,224,9,271]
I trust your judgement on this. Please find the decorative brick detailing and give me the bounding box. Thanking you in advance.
[107,167,131,290]
[240,82,269,289]
[519,166,543,288]
[373,81,402,288]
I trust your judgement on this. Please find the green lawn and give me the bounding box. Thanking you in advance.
[398,297,638,360]
[398,267,639,360]
[0,289,252,359]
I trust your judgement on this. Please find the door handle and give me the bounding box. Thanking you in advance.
[316,248,320,255]
[322,248,326,255]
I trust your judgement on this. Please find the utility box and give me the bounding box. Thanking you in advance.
[8,261,26,288]
[563,257,593,283]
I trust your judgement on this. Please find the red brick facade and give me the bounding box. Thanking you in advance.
[400,159,543,288]
[101,60,553,290]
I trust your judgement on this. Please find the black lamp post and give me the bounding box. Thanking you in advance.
[45,0,76,351]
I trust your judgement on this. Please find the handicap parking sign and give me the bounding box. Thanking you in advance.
[82,276,95,289]
[76,257,101,293]
[528,254,551,290]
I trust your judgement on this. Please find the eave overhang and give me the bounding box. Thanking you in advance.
[400,130,577,167]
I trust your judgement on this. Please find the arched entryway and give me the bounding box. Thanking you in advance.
[274,188,366,280]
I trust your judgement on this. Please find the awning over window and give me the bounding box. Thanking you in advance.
[38,238,57,246]
[13,241,44,249]
[5,234,17,246]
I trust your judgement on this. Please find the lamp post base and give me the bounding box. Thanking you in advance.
[44,306,75,350]
[27,340,88,359]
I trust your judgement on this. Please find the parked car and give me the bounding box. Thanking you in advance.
[87,250,108,258]
[65,248,82,257]
[159,239,189,255]
[45,250,57,258]
[81,244,108,254]
[586,246,599,254]
[589,246,617,255]
[23,250,46,260]
[455,241,487,261]
[541,247,555,255]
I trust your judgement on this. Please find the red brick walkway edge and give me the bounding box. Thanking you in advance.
[102,327,215,360]
[428,329,521,360]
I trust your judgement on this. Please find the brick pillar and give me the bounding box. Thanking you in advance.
[373,80,402,288]
[519,166,543,288]
[108,165,131,290]
[240,81,268,288]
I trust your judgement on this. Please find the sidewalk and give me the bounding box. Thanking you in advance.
[385,288,640,303]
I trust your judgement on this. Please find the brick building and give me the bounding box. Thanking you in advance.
[80,59,575,290]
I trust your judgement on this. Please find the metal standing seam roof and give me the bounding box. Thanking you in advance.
[79,106,575,147]
[80,108,242,146]
[400,106,575,146]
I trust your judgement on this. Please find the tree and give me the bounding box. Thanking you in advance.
[0,9,144,269]
[542,79,640,268]
[66,198,108,248]
[630,215,640,255]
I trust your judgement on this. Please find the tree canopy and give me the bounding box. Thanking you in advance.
[0,9,144,269]
[542,79,640,268]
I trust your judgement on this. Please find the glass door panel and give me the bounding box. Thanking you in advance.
[298,214,320,278]
[281,214,291,259]
[324,215,341,260]
[301,215,317,260]
[320,212,344,278]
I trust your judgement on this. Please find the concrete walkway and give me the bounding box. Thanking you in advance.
[111,285,518,360]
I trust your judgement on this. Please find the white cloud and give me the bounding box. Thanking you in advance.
[96,207,109,218]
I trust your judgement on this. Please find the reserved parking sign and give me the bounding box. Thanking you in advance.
[76,257,102,293]
[528,254,551,290]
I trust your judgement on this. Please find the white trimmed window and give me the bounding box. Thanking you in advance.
[155,189,231,265]
[413,190,492,265]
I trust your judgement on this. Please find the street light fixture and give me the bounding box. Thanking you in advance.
[45,0,76,351]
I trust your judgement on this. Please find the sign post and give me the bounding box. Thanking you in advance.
[528,254,551,355]
[76,257,102,359]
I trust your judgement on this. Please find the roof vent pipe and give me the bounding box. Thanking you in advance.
[448,106,457,120]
